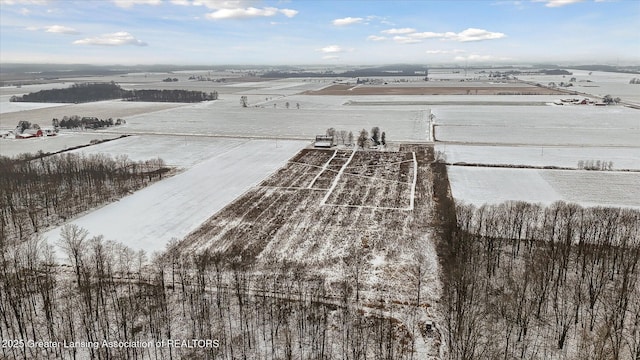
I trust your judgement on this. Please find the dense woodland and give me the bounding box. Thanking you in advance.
[9,82,218,103]
[0,153,169,244]
[1,226,417,359]
[439,201,640,359]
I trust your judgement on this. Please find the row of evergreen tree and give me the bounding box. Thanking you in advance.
[10,82,218,103]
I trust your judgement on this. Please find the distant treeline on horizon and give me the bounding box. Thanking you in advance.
[10,82,218,103]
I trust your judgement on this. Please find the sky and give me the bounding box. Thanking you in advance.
[0,0,638,65]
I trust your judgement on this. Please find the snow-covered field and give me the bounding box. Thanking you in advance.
[436,144,640,170]
[42,139,308,260]
[447,166,640,209]
[0,96,68,114]
[0,99,187,129]
[517,69,640,106]
[103,95,430,141]
[66,134,247,167]
[432,104,639,128]
[432,103,640,147]
[0,132,121,157]
[436,125,639,146]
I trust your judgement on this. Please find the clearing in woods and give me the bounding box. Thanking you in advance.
[180,144,442,355]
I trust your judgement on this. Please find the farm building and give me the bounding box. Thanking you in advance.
[314,135,334,148]
[16,128,43,139]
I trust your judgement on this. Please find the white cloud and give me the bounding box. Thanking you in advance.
[454,54,511,62]
[19,7,30,15]
[189,0,257,9]
[451,28,505,41]
[175,0,297,19]
[409,32,445,39]
[112,0,161,8]
[393,36,422,44]
[388,28,505,43]
[26,25,79,34]
[73,32,148,46]
[367,35,386,41]
[381,28,416,34]
[533,0,584,7]
[332,17,363,26]
[318,45,343,53]
[0,0,48,5]
[426,49,465,54]
[279,8,298,17]
[45,25,79,34]
[205,6,297,19]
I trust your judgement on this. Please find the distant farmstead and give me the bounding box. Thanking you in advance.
[16,128,43,139]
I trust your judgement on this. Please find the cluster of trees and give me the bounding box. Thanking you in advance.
[630,78,640,84]
[0,153,168,243]
[10,82,126,103]
[577,159,614,171]
[51,116,125,130]
[323,127,387,148]
[10,82,218,103]
[439,200,640,359]
[15,121,40,134]
[162,77,178,82]
[357,127,386,148]
[189,75,227,82]
[124,89,218,103]
[602,94,621,105]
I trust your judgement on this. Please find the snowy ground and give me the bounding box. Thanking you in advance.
[436,125,639,147]
[42,139,309,261]
[447,166,640,209]
[101,95,430,141]
[517,69,640,106]
[436,144,640,170]
[0,99,187,129]
[0,95,68,114]
[65,134,247,167]
[0,132,121,157]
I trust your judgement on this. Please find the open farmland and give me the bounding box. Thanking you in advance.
[0,99,187,129]
[436,144,640,170]
[447,166,640,209]
[41,139,309,258]
[307,83,565,96]
[516,69,640,106]
[432,104,640,146]
[102,95,430,141]
[0,131,122,157]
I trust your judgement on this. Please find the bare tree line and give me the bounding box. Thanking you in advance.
[0,153,169,244]
[1,226,417,359]
[439,201,640,360]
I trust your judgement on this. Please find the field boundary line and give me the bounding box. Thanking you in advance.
[321,203,411,211]
[344,159,414,169]
[261,185,326,191]
[409,151,417,210]
[320,149,356,206]
[308,150,338,189]
[339,172,413,185]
